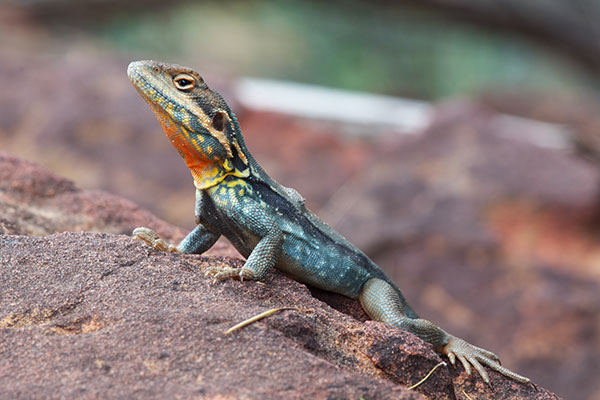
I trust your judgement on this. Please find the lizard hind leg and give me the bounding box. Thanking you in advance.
[358,277,531,384]
[358,278,448,347]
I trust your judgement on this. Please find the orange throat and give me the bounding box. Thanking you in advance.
[168,131,228,190]
[151,103,247,189]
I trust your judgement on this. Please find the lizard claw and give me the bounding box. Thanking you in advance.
[132,227,180,253]
[441,335,530,384]
[457,354,472,376]
[205,266,257,281]
[447,352,456,366]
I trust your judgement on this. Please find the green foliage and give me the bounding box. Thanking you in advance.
[95,0,594,99]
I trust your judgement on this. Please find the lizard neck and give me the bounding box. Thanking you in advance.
[151,102,249,190]
[189,159,249,190]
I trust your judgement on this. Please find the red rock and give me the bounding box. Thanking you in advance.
[0,152,558,399]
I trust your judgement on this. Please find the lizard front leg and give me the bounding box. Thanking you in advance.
[205,203,283,282]
[133,189,220,254]
[133,223,220,254]
[359,277,530,384]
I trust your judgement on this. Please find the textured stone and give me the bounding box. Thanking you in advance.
[0,153,559,399]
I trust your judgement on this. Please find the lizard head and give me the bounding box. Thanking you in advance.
[127,60,249,189]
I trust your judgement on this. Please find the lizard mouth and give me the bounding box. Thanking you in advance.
[126,61,149,88]
[127,61,181,124]
[127,62,163,103]
[127,60,156,81]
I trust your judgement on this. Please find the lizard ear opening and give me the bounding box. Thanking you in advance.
[212,112,226,131]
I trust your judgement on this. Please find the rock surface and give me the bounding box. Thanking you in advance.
[0,153,559,399]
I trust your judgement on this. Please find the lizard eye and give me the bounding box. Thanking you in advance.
[173,74,195,92]
[212,111,226,131]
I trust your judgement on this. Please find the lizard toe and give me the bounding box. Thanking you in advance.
[205,266,244,281]
[132,227,179,252]
[442,334,529,384]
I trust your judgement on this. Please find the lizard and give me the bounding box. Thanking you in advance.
[127,60,530,385]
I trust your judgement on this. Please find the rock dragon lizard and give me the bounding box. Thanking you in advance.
[127,60,530,385]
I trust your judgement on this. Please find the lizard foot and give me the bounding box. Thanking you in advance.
[205,266,258,282]
[442,335,530,384]
[132,227,180,253]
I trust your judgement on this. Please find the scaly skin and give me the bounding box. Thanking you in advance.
[127,60,530,385]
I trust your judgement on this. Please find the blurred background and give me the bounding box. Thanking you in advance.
[1,1,600,398]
